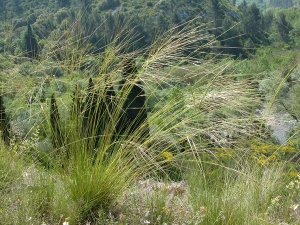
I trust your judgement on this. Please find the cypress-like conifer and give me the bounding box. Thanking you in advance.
[82,78,97,142]
[0,95,10,146]
[25,24,39,59]
[117,59,149,140]
[50,94,63,148]
[96,77,116,142]
[70,84,83,120]
[82,77,116,150]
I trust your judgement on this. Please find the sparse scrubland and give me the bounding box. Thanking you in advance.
[1,1,300,225]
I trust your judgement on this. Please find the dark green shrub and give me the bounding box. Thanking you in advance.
[147,2,153,7]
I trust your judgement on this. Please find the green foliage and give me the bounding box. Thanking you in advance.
[0,0,299,61]
[0,143,75,224]
[236,0,296,10]
[0,142,20,191]
[1,2,300,225]
[192,163,288,225]
[266,174,300,224]
[270,0,293,8]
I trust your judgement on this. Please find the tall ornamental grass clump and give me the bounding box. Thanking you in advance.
[41,19,266,223]
[37,19,230,223]
[1,13,294,225]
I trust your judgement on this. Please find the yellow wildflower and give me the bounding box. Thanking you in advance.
[162,151,173,160]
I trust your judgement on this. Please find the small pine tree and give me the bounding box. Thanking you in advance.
[25,24,39,59]
[0,95,10,146]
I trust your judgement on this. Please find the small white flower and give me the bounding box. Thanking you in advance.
[291,204,299,211]
[63,217,70,225]
[144,210,150,217]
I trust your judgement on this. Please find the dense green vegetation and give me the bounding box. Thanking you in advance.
[236,0,300,10]
[1,0,299,58]
[1,0,300,224]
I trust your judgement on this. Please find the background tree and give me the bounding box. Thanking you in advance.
[25,24,39,59]
[239,3,262,38]
[221,15,243,56]
[261,10,274,33]
[238,0,248,10]
[156,13,169,33]
[269,0,293,8]
[209,0,225,37]
[276,12,293,43]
